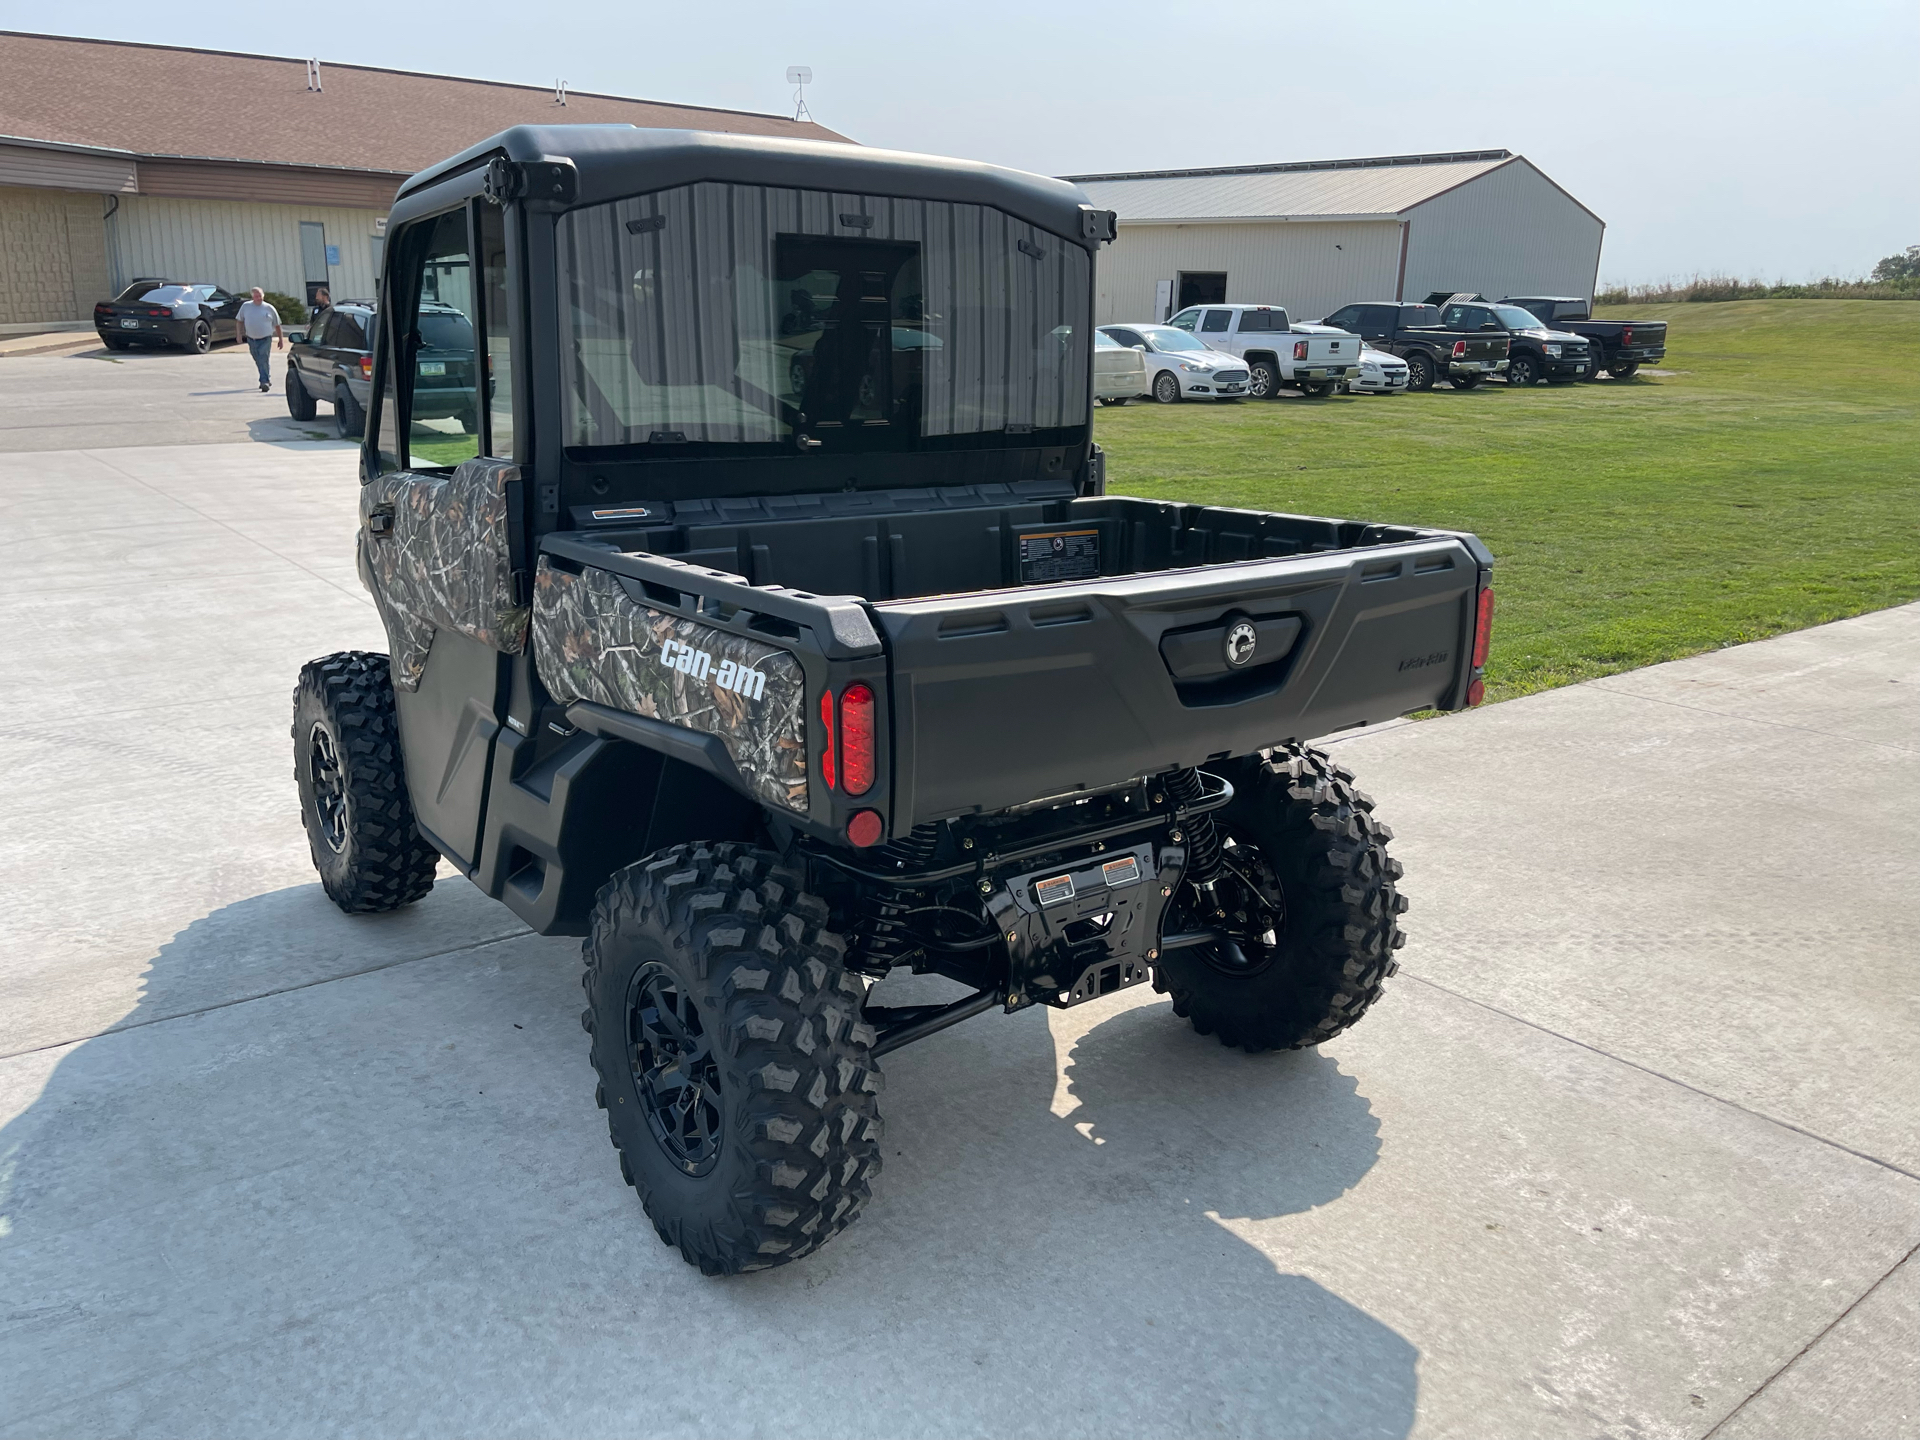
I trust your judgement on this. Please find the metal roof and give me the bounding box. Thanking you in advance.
[1064,151,1516,223]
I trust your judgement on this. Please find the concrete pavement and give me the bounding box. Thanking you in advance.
[0,369,1915,1436]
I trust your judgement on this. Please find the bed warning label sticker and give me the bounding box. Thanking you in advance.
[1019,529,1099,584]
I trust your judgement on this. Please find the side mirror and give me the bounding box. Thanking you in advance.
[1132,344,1147,352]
[285,329,307,345]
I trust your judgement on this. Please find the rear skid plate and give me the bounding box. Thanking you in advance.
[988,840,1188,1009]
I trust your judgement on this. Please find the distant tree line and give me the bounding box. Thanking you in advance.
[1599,247,1918,304]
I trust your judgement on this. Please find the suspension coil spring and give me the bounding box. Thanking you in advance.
[1164,767,1223,886]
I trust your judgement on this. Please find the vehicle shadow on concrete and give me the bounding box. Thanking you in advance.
[0,892,1414,1436]
[244,416,353,448]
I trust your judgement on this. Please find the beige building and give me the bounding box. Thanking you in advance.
[1068,150,1604,326]
[0,31,849,330]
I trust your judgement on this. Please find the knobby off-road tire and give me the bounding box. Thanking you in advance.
[582,843,884,1275]
[1154,744,1407,1052]
[335,383,366,439]
[292,651,439,913]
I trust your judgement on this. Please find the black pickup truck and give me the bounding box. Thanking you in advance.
[292,125,1495,1277]
[1503,296,1667,380]
[1424,293,1594,386]
[1319,300,1510,391]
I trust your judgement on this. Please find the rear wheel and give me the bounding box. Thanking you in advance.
[286,367,317,421]
[1506,353,1540,387]
[1247,360,1280,399]
[334,383,366,438]
[1451,372,1483,390]
[292,652,440,913]
[1096,396,1130,407]
[103,337,130,352]
[1151,370,1182,404]
[583,843,884,1275]
[191,320,212,354]
[1610,358,1640,380]
[1404,351,1436,391]
[1299,380,1335,398]
[1154,745,1406,1052]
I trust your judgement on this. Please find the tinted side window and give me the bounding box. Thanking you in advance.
[1238,310,1270,333]
[1201,309,1231,333]
[1358,305,1394,332]
[1166,310,1198,332]
[1323,306,1357,330]
[1463,307,1496,329]
[326,311,368,349]
[1106,328,1143,348]
[1441,305,1470,328]
[1400,304,1441,328]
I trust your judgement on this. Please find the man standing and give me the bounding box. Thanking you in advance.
[236,287,284,393]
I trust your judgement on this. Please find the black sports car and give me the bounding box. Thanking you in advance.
[93,280,244,353]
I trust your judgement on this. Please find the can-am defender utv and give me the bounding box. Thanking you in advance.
[293,126,1495,1275]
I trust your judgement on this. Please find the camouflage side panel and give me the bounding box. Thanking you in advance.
[356,457,530,690]
[532,560,808,814]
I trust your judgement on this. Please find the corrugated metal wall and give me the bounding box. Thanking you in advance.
[1400,159,1603,305]
[110,195,388,308]
[1094,220,1401,325]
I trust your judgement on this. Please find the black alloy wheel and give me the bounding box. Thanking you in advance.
[1152,370,1182,404]
[191,320,212,354]
[1188,829,1288,982]
[1247,360,1279,399]
[306,722,349,854]
[627,962,724,1176]
[1404,351,1436,391]
[1507,353,1540,387]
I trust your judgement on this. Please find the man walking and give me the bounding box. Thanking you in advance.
[236,287,284,393]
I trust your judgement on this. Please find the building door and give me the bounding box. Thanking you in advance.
[1177,271,1228,310]
[299,221,329,309]
[1153,278,1173,322]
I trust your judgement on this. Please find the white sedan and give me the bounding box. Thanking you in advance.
[1094,328,1149,405]
[1097,324,1249,403]
[1345,345,1411,395]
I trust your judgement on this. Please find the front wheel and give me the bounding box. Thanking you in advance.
[1151,370,1182,404]
[583,844,884,1274]
[1154,745,1406,1052]
[1506,353,1540,387]
[292,652,440,913]
[191,320,212,354]
[286,367,317,421]
[1247,360,1279,399]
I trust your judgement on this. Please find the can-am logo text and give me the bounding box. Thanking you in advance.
[659,638,768,700]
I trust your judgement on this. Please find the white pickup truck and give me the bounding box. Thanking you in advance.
[1165,303,1360,399]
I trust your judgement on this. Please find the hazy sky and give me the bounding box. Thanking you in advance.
[5,1,1913,282]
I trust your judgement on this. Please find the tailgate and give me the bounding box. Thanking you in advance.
[1306,333,1358,365]
[878,534,1488,823]
[1467,335,1508,360]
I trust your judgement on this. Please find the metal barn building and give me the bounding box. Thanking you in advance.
[0,32,847,332]
[1069,150,1604,326]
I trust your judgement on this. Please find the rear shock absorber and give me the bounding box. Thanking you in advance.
[1164,767,1225,913]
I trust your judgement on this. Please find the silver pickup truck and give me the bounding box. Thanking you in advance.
[1165,302,1362,398]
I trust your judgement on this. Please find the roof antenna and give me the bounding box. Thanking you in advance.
[554,78,568,106]
[306,58,322,92]
[786,66,813,122]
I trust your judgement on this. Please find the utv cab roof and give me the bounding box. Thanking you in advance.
[392,124,1106,246]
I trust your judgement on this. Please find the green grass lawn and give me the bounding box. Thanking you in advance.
[1095,300,1920,701]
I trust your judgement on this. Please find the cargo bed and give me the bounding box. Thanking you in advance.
[542,480,1491,829]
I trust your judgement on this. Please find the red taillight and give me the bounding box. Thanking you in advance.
[147,308,169,317]
[839,683,875,796]
[1472,587,1495,669]
[94,303,109,314]
[818,691,836,790]
[360,355,374,379]
[1451,340,1467,359]
[1293,340,1308,361]
[1622,326,1634,347]
[847,809,883,848]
